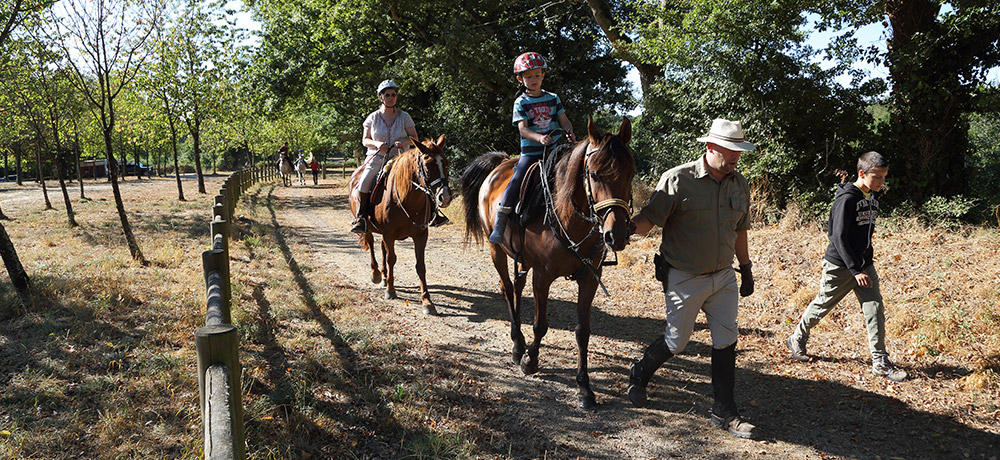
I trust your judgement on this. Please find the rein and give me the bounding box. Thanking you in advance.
[538,139,631,296]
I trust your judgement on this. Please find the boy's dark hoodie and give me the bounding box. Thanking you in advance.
[824,182,879,275]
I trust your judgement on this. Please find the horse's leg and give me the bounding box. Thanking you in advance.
[366,232,380,284]
[382,237,397,300]
[491,246,526,365]
[521,272,553,376]
[412,230,436,315]
[379,236,389,287]
[574,276,600,410]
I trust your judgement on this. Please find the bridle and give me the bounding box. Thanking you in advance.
[392,147,448,229]
[538,137,632,295]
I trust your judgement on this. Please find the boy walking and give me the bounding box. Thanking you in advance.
[785,151,906,382]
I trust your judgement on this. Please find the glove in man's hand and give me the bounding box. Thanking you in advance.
[738,262,754,297]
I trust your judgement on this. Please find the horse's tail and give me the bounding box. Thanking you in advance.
[460,152,507,245]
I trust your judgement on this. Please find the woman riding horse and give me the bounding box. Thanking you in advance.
[461,116,635,409]
[352,80,449,233]
[348,135,452,314]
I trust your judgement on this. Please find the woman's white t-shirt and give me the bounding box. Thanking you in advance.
[363,110,415,157]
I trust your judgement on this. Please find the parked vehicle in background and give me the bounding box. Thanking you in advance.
[123,162,153,177]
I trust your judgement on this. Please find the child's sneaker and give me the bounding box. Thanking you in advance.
[785,334,809,362]
[872,356,907,382]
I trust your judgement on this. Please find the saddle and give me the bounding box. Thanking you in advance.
[515,143,572,227]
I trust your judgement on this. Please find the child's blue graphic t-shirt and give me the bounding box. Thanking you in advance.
[512,91,565,156]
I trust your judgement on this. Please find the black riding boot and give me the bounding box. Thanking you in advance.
[710,342,756,439]
[351,192,371,234]
[627,335,673,407]
[488,205,513,244]
[430,210,450,227]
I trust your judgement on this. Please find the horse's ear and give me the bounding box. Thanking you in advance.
[410,136,427,154]
[436,134,446,149]
[586,115,600,142]
[618,117,632,145]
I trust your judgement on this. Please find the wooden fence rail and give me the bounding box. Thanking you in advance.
[195,164,277,460]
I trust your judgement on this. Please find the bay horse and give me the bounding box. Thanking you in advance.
[460,117,635,409]
[348,135,452,315]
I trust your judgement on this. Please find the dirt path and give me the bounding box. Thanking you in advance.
[266,177,999,460]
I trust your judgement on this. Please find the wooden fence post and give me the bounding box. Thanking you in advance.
[196,325,245,460]
[203,247,231,325]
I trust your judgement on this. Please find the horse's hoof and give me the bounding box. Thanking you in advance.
[422,304,438,316]
[371,273,381,284]
[384,290,397,300]
[519,356,538,375]
[578,394,598,410]
[511,347,525,365]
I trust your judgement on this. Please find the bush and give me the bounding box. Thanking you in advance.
[921,195,979,222]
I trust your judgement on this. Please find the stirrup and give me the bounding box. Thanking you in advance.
[350,217,368,234]
[430,212,450,227]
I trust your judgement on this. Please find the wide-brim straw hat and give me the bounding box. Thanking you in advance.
[697,118,756,151]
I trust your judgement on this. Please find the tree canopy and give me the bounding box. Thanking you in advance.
[2,0,999,222]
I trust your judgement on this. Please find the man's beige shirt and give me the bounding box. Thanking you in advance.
[639,155,750,275]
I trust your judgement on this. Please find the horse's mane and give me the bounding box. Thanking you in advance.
[389,138,441,200]
[553,133,635,224]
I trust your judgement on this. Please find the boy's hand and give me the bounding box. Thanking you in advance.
[854,273,872,288]
[737,262,754,297]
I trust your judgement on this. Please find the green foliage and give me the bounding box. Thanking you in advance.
[968,109,1000,222]
[921,195,979,222]
[623,0,879,212]
[245,0,631,168]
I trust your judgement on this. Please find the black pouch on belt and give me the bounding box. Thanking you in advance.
[653,252,670,291]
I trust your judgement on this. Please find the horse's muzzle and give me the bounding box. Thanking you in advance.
[603,227,628,252]
[436,185,452,208]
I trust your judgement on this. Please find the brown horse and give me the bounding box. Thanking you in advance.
[460,117,635,409]
[348,135,452,315]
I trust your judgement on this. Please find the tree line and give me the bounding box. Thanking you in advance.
[2,0,999,301]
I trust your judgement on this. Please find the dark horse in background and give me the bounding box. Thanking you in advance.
[349,135,452,315]
[460,117,635,408]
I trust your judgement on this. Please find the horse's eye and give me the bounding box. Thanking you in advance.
[589,171,601,182]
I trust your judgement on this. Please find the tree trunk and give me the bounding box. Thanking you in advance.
[170,118,185,201]
[51,137,77,227]
[14,141,22,186]
[0,221,31,303]
[103,101,146,264]
[885,0,968,200]
[583,0,664,96]
[134,142,142,180]
[34,142,53,210]
[189,117,206,193]
[74,131,85,200]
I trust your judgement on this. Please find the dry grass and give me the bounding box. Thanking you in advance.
[1,176,998,459]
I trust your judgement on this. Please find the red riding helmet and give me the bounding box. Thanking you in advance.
[513,52,547,74]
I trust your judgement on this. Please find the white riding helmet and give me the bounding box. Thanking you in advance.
[377,79,399,95]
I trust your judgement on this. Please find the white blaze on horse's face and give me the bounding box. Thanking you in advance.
[433,154,451,208]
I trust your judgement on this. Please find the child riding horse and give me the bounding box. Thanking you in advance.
[461,117,635,409]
